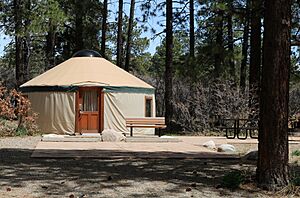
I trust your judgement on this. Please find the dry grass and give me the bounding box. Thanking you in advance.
[275,184,300,197]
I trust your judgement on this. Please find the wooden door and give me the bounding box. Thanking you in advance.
[78,88,101,133]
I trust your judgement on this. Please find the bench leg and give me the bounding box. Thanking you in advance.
[225,129,236,139]
[237,129,248,140]
[250,129,258,139]
[130,127,133,137]
[158,128,161,137]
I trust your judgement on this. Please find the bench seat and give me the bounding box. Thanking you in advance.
[125,117,166,136]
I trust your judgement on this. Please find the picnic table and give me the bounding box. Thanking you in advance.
[216,118,258,140]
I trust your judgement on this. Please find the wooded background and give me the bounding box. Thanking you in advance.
[0,0,298,188]
[0,0,299,132]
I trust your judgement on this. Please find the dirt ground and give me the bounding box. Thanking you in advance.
[0,136,299,198]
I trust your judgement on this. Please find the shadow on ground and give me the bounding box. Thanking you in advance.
[0,148,266,197]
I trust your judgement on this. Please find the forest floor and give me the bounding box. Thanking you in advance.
[0,136,299,198]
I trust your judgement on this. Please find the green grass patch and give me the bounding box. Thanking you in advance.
[15,126,29,137]
[292,150,300,157]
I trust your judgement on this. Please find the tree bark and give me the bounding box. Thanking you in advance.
[189,0,195,58]
[257,0,291,189]
[188,0,196,117]
[165,0,174,129]
[46,20,56,70]
[22,0,30,82]
[125,0,135,72]
[14,0,23,87]
[22,36,30,82]
[227,7,235,80]
[214,9,224,78]
[249,0,262,118]
[75,0,84,51]
[240,0,250,90]
[101,0,108,58]
[116,0,124,67]
[62,30,72,60]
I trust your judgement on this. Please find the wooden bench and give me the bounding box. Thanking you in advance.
[125,117,166,137]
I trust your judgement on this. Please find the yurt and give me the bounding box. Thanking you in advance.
[20,50,155,135]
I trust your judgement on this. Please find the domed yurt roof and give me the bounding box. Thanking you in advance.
[21,51,153,91]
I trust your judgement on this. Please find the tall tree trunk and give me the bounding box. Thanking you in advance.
[23,36,30,82]
[211,6,224,121]
[188,0,197,118]
[249,0,262,119]
[240,0,250,90]
[14,0,23,87]
[189,0,195,58]
[116,0,124,67]
[125,0,135,72]
[214,9,224,78]
[46,20,56,70]
[62,30,72,60]
[22,0,30,82]
[15,37,22,87]
[165,0,174,129]
[257,0,291,189]
[75,0,83,51]
[101,0,108,58]
[227,8,235,80]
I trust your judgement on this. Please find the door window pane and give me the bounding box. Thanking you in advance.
[82,90,98,111]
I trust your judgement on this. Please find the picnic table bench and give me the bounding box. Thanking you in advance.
[217,119,258,140]
[125,117,166,137]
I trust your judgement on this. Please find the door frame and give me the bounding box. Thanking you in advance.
[75,87,104,133]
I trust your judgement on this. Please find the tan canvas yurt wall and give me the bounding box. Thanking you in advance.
[27,92,76,134]
[104,91,156,135]
[27,90,155,135]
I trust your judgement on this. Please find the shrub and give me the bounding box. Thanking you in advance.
[0,119,18,136]
[0,85,39,137]
[221,170,244,190]
[0,86,15,119]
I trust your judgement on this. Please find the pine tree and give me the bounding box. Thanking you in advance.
[257,0,291,189]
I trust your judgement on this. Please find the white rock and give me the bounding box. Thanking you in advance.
[202,140,216,150]
[101,129,126,142]
[217,144,236,152]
